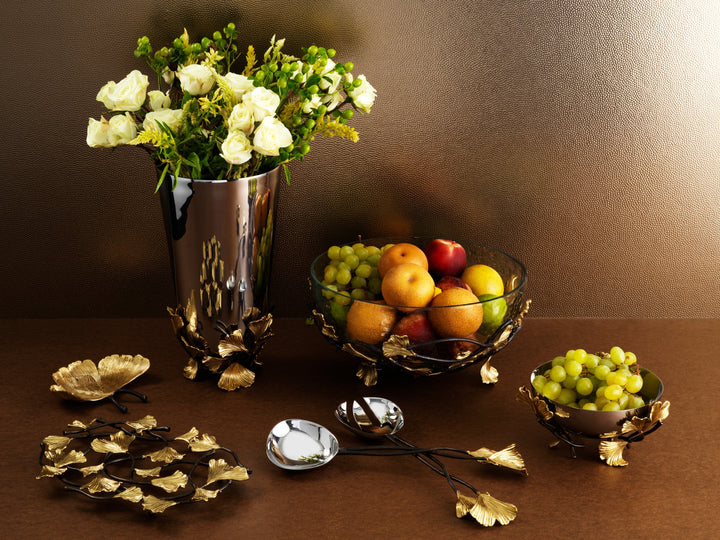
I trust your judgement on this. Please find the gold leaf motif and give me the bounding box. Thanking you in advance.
[516,386,554,422]
[192,488,220,501]
[599,440,629,467]
[218,330,247,357]
[202,355,226,373]
[175,427,200,443]
[52,449,87,468]
[481,358,499,384]
[217,362,255,390]
[188,433,221,452]
[144,446,184,463]
[142,495,177,514]
[343,343,376,364]
[36,465,66,479]
[151,470,189,493]
[206,458,249,484]
[115,486,144,503]
[127,415,157,433]
[355,360,378,387]
[79,464,105,477]
[134,467,161,478]
[183,357,199,380]
[382,335,415,359]
[312,309,339,341]
[246,312,273,340]
[42,435,70,452]
[468,444,527,474]
[456,491,518,526]
[91,431,135,454]
[82,475,122,493]
[68,420,89,429]
[50,355,150,402]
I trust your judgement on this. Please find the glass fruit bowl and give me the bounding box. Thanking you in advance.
[518,357,670,466]
[310,236,530,385]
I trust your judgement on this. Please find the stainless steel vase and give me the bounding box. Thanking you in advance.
[159,167,281,390]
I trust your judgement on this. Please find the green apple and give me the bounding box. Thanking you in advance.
[478,294,507,335]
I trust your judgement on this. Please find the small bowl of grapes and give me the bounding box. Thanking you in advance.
[309,236,530,385]
[519,346,670,466]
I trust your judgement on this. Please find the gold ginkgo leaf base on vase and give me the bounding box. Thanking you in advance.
[168,292,273,391]
[37,416,251,513]
[50,354,150,412]
[517,386,670,467]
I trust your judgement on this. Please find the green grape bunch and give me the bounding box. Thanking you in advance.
[319,242,393,325]
[532,346,652,411]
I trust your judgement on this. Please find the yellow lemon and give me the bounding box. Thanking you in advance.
[461,264,504,297]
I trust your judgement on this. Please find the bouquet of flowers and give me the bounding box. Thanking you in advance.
[86,23,376,188]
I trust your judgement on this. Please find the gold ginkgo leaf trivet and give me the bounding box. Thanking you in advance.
[50,354,150,412]
[37,416,251,513]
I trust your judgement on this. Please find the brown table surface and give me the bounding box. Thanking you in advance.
[2,317,718,539]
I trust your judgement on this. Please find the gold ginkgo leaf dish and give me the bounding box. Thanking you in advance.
[36,416,251,513]
[50,354,151,412]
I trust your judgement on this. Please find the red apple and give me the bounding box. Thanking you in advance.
[436,275,471,292]
[448,333,480,359]
[424,239,467,277]
[391,311,437,344]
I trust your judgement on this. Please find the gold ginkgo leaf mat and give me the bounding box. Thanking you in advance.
[37,416,250,513]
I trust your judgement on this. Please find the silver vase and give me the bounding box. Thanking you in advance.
[159,167,281,390]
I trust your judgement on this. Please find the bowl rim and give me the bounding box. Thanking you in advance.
[310,236,527,310]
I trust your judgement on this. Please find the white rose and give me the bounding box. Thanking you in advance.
[228,103,255,135]
[86,116,112,147]
[322,91,344,112]
[319,69,342,93]
[253,116,293,156]
[108,113,137,145]
[147,90,170,111]
[302,94,322,114]
[96,69,149,111]
[221,129,253,165]
[242,86,281,123]
[143,108,184,133]
[224,72,255,102]
[347,74,376,113]
[177,64,215,95]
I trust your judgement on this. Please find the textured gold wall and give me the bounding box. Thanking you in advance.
[2,0,719,318]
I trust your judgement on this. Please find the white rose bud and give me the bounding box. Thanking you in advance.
[96,69,149,111]
[177,64,215,95]
[162,68,175,85]
[224,72,255,102]
[147,90,171,111]
[242,86,281,123]
[347,74,376,113]
[143,109,184,133]
[221,129,253,165]
[86,116,112,147]
[253,116,293,156]
[108,113,137,145]
[228,103,255,135]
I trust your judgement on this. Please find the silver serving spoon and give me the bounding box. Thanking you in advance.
[335,397,527,470]
[265,419,483,471]
[334,397,523,527]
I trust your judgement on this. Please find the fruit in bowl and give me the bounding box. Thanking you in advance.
[310,237,529,384]
[519,347,669,466]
